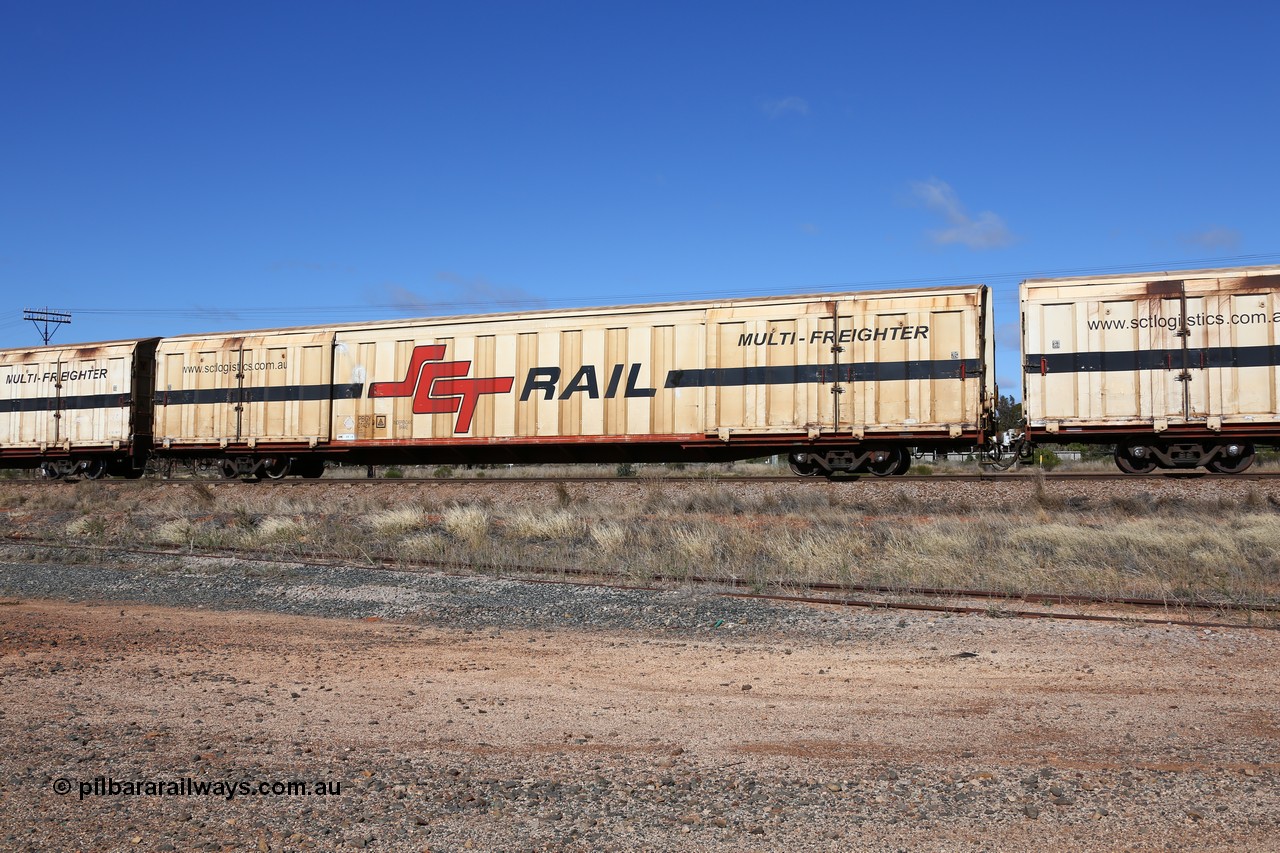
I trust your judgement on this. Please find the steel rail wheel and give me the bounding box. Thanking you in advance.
[1206,443,1256,474]
[868,448,906,477]
[787,453,821,477]
[1114,445,1157,474]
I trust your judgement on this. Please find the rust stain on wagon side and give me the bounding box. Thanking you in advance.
[1213,273,1280,293]
[1143,279,1184,296]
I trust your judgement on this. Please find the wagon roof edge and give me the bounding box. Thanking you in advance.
[1020,263,1280,288]
[150,284,990,342]
[0,336,161,358]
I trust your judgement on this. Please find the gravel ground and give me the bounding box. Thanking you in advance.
[1,547,1278,851]
[0,549,855,637]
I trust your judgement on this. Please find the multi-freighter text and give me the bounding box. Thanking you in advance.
[738,326,930,347]
[5,368,109,385]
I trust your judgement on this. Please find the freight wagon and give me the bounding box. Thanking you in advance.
[0,338,157,478]
[153,285,996,478]
[1021,265,1280,473]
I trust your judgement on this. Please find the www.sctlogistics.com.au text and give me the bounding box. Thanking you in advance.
[53,776,342,801]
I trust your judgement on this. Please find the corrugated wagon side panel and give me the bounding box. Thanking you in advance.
[606,325,632,432]
[1217,289,1278,417]
[1092,299,1140,419]
[712,316,749,430]
[765,317,800,427]
[867,308,911,426]
[670,322,704,434]
[514,333,538,437]
[927,310,963,423]
[298,343,329,439]
[558,330,585,437]
[1029,301,1082,422]
[472,335,499,438]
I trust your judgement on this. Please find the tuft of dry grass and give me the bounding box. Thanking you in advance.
[400,532,445,562]
[588,521,628,555]
[152,518,197,547]
[504,509,582,541]
[367,507,428,536]
[248,516,309,546]
[441,506,490,550]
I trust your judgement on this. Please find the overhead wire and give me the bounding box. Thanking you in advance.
[27,249,1280,323]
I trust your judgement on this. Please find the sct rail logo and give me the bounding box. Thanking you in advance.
[369,345,514,434]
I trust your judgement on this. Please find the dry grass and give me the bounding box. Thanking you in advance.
[505,509,582,541]
[368,507,428,536]
[441,506,491,550]
[3,477,1279,611]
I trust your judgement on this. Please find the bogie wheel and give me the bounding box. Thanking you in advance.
[892,452,911,476]
[1206,444,1256,474]
[868,448,906,477]
[82,460,109,480]
[1114,446,1157,474]
[788,453,821,477]
[261,457,291,480]
[220,460,241,480]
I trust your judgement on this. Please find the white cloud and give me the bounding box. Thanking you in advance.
[1179,226,1241,250]
[381,285,432,313]
[761,96,809,119]
[435,272,545,308]
[909,178,1014,250]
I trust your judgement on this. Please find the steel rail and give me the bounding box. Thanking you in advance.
[9,469,1280,485]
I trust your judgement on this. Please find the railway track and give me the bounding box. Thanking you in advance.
[7,469,1280,486]
[5,535,1277,632]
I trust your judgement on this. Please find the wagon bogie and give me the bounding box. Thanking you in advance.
[1112,439,1256,474]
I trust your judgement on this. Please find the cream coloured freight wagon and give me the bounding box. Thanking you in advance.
[0,338,157,478]
[1021,265,1280,473]
[153,287,996,477]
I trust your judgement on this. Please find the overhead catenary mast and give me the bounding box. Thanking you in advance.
[23,308,71,345]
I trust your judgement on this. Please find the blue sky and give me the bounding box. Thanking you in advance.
[3,1,1279,395]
